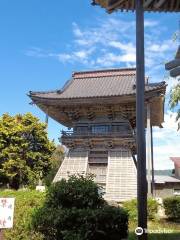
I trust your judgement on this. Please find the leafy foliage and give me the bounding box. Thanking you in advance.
[169,81,180,130]
[32,175,128,240]
[163,196,180,221]
[0,113,55,189]
[123,198,159,221]
[45,175,105,209]
[0,190,45,240]
[44,144,64,186]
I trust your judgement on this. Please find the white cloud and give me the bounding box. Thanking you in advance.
[26,17,177,72]
[149,43,169,52]
[144,20,159,27]
[72,22,83,37]
[121,53,136,63]
[25,46,95,65]
[96,52,136,67]
[153,111,180,169]
[109,41,136,54]
[25,47,55,58]
[25,17,180,170]
[57,53,72,62]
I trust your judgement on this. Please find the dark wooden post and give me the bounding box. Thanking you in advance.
[147,103,152,197]
[136,0,147,239]
[45,113,49,125]
[151,125,155,196]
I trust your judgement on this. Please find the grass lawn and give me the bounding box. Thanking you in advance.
[128,219,180,240]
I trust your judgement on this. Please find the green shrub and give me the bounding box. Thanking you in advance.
[32,175,128,240]
[45,174,105,209]
[0,190,45,240]
[163,196,180,221]
[148,198,159,220]
[123,199,137,220]
[123,198,158,221]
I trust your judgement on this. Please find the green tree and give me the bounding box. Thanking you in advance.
[0,113,55,189]
[44,144,64,186]
[169,79,180,130]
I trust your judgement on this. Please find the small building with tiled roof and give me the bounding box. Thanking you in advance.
[154,157,180,198]
[29,67,166,202]
[154,175,180,198]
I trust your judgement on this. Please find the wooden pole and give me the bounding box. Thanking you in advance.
[151,125,155,196]
[136,0,147,239]
[45,114,49,125]
[147,103,152,197]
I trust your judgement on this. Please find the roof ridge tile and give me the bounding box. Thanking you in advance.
[72,67,136,78]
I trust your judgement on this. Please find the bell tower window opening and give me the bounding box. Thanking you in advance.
[92,125,110,134]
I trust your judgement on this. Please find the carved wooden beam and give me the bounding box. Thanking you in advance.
[87,140,94,149]
[66,141,75,149]
[67,112,74,121]
[175,0,180,11]
[119,107,127,119]
[107,106,115,119]
[154,0,166,9]
[107,0,126,11]
[143,0,154,8]
[73,110,80,120]
[87,109,95,120]
[106,140,114,149]
[66,110,80,121]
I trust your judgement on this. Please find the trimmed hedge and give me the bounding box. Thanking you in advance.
[123,198,159,221]
[0,190,45,240]
[163,196,180,221]
[32,175,129,240]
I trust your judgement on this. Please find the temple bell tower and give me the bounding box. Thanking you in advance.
[29,68,166,202]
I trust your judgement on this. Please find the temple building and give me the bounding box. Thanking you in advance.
[29,68,166,202]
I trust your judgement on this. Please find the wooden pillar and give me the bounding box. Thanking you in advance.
[136,0,147,239]
[45,113,49,125]
[151,125,155,197]
[147,103,152,197]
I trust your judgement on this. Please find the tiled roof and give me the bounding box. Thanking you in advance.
[72,68,136,78]
[155,175,180,184]
[29,68,166,100]
[170,157,180,168]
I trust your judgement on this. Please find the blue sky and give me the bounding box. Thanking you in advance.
[0,1,179,169]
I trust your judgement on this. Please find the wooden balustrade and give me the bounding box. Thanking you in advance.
[61,130,132,137]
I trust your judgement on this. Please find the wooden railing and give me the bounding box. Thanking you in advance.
[61,130,132,137]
